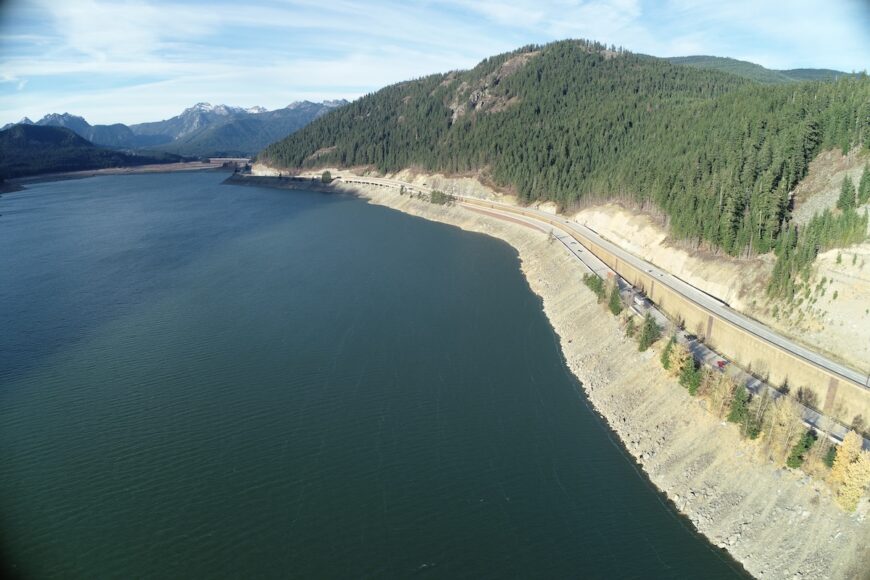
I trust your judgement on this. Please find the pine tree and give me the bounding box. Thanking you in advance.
[786,430,817,469]
[728,386,750,425]
[824,445,838,468]
[637,313,661,352]
[742,391,768,440]
[678,358,701,395]
[608,284,623,315]
[660,335,676,369]
[837,175,856,211]
[712,374,737,418]
[836,450,870,511]
[859,164,870,205]
[829,430,863,485]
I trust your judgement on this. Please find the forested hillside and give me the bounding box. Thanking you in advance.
[667,56,851,84]
[0,125,180,179]
[261,40,869,292]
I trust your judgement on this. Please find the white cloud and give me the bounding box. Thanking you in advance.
[34,0,218,59]
[0,0,867,125]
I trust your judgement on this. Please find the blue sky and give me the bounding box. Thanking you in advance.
[1,0,868,125]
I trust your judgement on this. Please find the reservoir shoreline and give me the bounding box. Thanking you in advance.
[227,171,870,579]
[8,161,224,187]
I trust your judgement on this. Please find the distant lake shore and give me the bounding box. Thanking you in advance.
[10,160,223,187]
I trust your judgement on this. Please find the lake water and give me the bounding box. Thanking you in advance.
[0,172,747,578]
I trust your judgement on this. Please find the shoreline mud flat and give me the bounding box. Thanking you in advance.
[230,172,870,579]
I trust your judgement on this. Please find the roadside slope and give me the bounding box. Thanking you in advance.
[571,202,870,374]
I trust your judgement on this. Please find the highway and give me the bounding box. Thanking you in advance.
[497,203,869,389]
[320,172,870,392]
[465,204,870,448]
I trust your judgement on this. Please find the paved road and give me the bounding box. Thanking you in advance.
[466,204,870,449]
[313,173,869,391]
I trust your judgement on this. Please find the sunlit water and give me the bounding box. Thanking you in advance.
[0,172,747,578]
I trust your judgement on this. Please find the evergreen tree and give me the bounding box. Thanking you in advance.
[582,274,606,301]
[711,373,738,418]
[786,430,817,468]
[679,360,702,395]
[637,313,661,352]
[608,284,624,315]
[660,335,676,369]
[728,385,750,425]
[859,164,870,205]
[837,175,856,211]
[824,446,838,468]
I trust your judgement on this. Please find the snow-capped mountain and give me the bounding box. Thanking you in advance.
[1,117,33,130]
[3,100,349,156]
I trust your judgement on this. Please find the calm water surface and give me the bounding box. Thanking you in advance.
[0,172,747,578]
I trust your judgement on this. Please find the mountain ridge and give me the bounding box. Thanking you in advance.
[2,100,349,157]
[260,39,869,267]
[0,124,182,179]
[667,55,854,84]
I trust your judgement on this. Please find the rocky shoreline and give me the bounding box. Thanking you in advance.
[229,172,870,579]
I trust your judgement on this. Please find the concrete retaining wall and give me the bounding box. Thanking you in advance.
[467,200,870,428]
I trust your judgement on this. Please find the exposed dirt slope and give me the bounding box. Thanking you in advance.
[571,203,870,373]
[792,147,869,225]
[572,204,772,310]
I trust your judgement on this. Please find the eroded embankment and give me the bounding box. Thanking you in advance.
[231,173,870,579]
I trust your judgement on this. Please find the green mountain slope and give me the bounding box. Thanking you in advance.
[261,40,869,261]
[0,125,181,179]
[781,68,853,82]
[667,56,852,83]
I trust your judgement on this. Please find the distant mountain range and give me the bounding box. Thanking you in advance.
[0,124,182,179]
[2,100,348,157]
[666,56,853,84]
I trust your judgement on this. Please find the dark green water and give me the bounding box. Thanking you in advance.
[0,172,747,578]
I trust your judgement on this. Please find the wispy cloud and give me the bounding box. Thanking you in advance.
[0,0,867,125]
